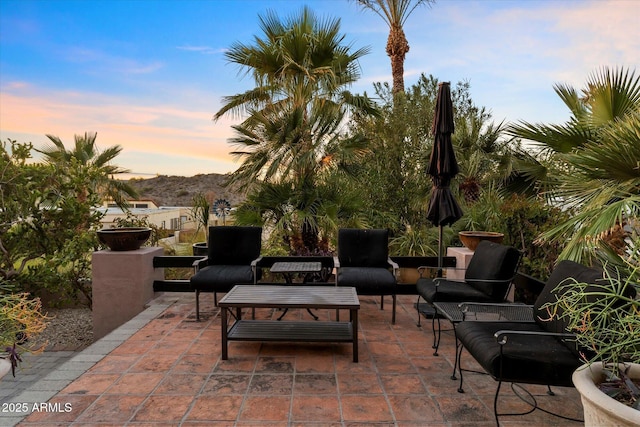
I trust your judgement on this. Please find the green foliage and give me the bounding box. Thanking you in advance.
[112,212,162,247]
[507,67,640,263]
[498,195,566,276]
[389,226,440,257]
[218,7,378,252]
[0,281,48,375]
[541,261,640,379]
[1,135,131,307]
[190,193,211,241]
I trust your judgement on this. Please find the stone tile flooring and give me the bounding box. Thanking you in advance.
[5,293,585,426]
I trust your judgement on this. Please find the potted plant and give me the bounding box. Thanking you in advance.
[0,283,48,379]
[542,257,640,426]
[190,193,211,256]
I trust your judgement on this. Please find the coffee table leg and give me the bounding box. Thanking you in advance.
[351,308,359,363]
[221,307,228,360]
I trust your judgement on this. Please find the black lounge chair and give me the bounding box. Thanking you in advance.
[190,226,262,321]
[416,240,521,354]
[454,260,629,425]
[335,228,399,324]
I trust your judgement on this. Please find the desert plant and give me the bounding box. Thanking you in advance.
[542,258,640,409]
[0,282,48,377]
[190,193,210,242]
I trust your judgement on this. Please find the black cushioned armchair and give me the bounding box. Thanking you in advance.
[190,226,262,321]
[336,228,399,323]
[416,240,521,353]
[454,260,614,424]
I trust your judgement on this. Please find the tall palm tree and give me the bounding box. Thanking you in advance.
[506,67,640,263]
[355,0,435,94]
[214,7,377,251]
[37,132,138,209]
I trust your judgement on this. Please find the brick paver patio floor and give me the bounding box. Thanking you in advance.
[14,293,584,426]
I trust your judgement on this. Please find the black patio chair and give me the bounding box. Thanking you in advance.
[453,260,631,425]
[335,228,399,324]
[190,226,262,321]
[416,240,521,354]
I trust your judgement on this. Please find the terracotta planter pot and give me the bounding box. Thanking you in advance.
[572,362,640,426]
[458,231,504,251]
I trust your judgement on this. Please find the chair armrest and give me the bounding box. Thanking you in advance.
[251,256,263,284]
[387,258,399,278]
[465,276,517,285]
[494,329,576,345]
[193,257,208,271]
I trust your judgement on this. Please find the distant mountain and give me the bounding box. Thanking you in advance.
[126,173,246,207]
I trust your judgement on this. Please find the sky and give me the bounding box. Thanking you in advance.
[1,0,638,178]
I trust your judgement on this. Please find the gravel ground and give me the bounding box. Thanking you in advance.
[28,308,93,351]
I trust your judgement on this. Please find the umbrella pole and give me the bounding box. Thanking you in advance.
[437,225,444,278]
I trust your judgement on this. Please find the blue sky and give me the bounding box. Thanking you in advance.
[1,0,638,177]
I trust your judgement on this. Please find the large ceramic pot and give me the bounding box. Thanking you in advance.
[0,357,11,380]
[572,362,640,426]
[192,242,208,256]
[97,227,152,251]
[458,231,504,251]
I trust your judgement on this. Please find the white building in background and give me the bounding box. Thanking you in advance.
[97,200,196,230]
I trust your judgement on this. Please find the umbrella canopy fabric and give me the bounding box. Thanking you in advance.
[427,82,463,227]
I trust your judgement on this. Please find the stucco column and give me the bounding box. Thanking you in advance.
[445,247,474,281]
[92,247,163,340]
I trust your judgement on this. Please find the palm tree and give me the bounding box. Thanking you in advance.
[506,67,640,263]
[37,132,138,209]
[355,0,435,94]
[214,7,378,251]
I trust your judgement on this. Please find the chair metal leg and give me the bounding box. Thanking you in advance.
[493,380,502,426]
[195,290,201,322]
[432,315,442,355]
[451,323,462,380]
[416,296,422,327]
[457,348,465,393]
[380,295,384,310]
[391,294,396,324]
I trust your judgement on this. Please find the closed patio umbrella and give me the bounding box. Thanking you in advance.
[427,82,463,276]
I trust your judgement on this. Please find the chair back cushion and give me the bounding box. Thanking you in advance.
[208,226,262,266]
[464,241,521,300]
[338,228,389,268]
[533,260,602,334]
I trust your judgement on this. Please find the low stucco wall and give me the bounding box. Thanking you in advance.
[92,247,164,340]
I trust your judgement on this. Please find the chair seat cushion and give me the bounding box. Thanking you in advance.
[456,321,581,387]
[338,267,396,294]
[190,265,254,292]
[416,278,493,303]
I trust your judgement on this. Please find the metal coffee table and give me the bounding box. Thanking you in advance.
[218,285,360,362]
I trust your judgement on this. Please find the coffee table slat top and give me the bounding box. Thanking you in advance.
[270,261,322,274]
[219,285,359,309]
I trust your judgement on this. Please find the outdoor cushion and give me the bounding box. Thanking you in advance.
[338,228,389,268]
[533,260,603,334]
[207,226,262,265]
[464,240,522,299]
[190,265,255,292]
[416,278,493,303]
[455,321,580,387]
[416,240,520,304]
[338,267,396,294]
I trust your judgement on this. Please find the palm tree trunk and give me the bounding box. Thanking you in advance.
[387,24,409,94]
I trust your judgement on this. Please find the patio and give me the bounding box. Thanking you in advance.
[8,292,584,426]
